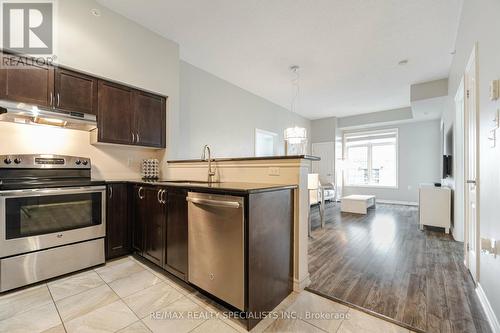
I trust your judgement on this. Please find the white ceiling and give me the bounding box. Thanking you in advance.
[97,0,462,120]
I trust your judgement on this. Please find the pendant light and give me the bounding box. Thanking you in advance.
[284,65,307,144]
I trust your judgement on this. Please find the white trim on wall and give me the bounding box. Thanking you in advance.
[376,199,419,206]
[476,283,500,333]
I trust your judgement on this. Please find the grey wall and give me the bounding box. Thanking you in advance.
[178,61,311,159]
[342,120,441,203]
[442,0,500,321]
[311,117,337,143]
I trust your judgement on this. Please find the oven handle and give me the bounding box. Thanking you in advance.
[0,186,106,198]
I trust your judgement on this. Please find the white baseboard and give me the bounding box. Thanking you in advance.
[477,283,500,333]
[376,199,419,206]
[293,274,311,292]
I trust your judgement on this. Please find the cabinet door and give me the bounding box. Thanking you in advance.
[165,188,188,280]
[55,68,98,115]
[132,185,147,253]
[0,53,54,107]
[106,183,130,259]
[143,187,166,267]
[133,91,166,148]
[98,80,134,145]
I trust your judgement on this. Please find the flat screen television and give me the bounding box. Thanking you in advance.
[443,155,452,178]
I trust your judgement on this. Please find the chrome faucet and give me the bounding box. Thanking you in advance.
[201,145,216,183]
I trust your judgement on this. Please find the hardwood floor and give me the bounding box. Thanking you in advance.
[307,202,491,333]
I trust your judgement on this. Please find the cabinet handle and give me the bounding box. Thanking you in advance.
[138,187,144,199]
[131,132,135,143]
[50,93,53,107]
[161,189,166,204]
[136,132,140,143]
[56,93,60,107]
[157,189,162,203]
[109,186,113,199]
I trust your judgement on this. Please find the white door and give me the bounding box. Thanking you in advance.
[464,45,479,283]
[312,142,335,184]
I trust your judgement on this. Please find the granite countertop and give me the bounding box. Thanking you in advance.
[166,154,320,164]
[102,179,297,194]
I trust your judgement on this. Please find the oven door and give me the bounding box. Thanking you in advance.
[0,186,106,257]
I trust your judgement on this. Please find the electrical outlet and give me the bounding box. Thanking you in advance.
[268,167,280,176]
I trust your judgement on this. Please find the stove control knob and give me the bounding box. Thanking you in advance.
[14,158,22,164]
[4,158,12,165]
[82,160,89,166]
[75,160,82,165]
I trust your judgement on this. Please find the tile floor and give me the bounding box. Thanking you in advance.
[0,255,415,333]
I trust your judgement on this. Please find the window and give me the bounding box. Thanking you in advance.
[344,129,398,187]
[255,129,278,157]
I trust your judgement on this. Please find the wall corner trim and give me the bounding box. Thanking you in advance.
[476,283,500,333]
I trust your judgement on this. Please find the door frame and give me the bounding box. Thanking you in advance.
[463,43,480,283]
[454,77,465,244]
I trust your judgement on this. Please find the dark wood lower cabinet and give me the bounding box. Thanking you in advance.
[132,185,167,268]
[143,187,166,267]
[105,183,130,259]
[132,185,147,253]
[165,188,188,280]
[247,189,294,330]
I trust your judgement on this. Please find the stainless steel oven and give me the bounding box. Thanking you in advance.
[0,154,107,292]
[0,186,106,258]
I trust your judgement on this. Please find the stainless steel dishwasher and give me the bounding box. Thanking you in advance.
[187,192,245,311]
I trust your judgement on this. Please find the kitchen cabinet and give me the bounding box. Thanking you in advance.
[96,80,166,148]
[165,188,188,280]
[144,187,166,266]
[105,183,130,259]
[97,81,135,145]
[133,91,166,148]
[0,52,54,107]
[132,185,147,253]
[55,68,98,115]
[132,185,166,267]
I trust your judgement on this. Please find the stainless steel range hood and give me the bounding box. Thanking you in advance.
[0,100,97,131]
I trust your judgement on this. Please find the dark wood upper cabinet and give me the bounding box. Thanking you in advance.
[96,80,166,148]
[143,187,166,267]
[55,68,98,115]
[97,80,134,145]
[0,53,54,107]
[105,183,130,260]
[134,91,166,148]
[165,188,188,280]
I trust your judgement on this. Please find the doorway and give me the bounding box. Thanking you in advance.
[311,142,335,184]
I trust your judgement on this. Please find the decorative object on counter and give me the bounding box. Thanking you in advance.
[141,159,160,179]
[284,66,308,155]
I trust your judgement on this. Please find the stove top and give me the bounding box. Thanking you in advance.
[0,154,102,191]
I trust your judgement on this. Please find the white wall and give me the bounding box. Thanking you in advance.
[443,0,500,324]
[177,61,310,159]
[0,0,180,177]
[342,120,441,203]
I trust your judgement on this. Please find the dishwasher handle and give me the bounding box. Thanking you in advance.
[186,196,241,209]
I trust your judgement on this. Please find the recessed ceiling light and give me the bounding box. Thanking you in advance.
[91,9,101,17]
[398,59,409,66]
